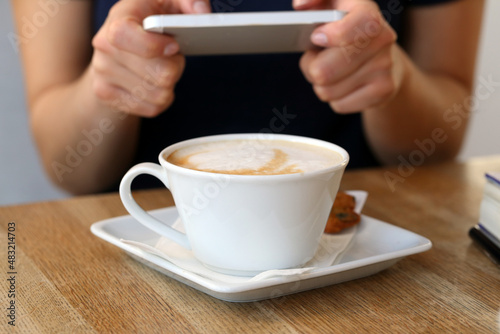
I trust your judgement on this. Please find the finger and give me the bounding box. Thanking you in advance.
[305,31,395,87]
[93,79,175,118]
[328,74,396,113]
[310,2,395,49]
[92,17,179,59]
[301,47,364,88]
[299,49,320,84]
[111,50,186,91]
[100,0,211,58]
[300,47,354,86]
[103,17,180,58]
[292,0,327,10]
[93,52,184,106]
[96,61,173,108]
[313,66,389,104]
[310,37,395,86]
[312,51,392,102]
[106,0,209,20]
[93,27,183,79]
[310,46,397,111]
[174,0,212,14]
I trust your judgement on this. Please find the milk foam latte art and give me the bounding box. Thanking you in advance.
[166,139,343,175]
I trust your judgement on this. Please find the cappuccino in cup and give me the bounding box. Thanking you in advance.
[120,133,349,276]
[166,139,343,176]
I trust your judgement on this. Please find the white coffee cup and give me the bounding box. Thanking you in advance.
[119,133,349,276]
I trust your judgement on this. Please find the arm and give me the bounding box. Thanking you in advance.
[11,0,211,195]
[296,0,484,165]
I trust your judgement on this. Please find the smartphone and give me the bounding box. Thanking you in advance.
[143,10,346,56]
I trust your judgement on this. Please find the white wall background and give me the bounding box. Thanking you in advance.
[1,0,499,206]
[0,0,68,206]
[458,0,500,160]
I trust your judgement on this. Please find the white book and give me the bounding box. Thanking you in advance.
[483,181,500,204]
[478,172,500,241]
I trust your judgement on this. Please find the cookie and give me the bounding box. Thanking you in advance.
[324,191,361,234]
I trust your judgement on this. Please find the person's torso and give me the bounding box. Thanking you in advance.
[91,0,453,190]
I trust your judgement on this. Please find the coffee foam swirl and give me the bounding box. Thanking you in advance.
[166,139,342,176]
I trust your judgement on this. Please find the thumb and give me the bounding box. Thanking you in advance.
[172,0,212,14]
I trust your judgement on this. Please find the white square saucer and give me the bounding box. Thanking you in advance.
[91,202,432,302]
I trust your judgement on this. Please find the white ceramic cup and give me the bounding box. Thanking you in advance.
[119,133,349,276]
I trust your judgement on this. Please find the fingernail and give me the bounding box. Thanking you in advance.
[294,0,311,8]
[311,32,328,46]
[193,1,210,14]
[164,43,179,56]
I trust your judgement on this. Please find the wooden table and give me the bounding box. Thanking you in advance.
[1,156,500,333]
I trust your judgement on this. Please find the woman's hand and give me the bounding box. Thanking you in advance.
[295,0,483,166]
[296,0,403,113]
[91,0,212,117]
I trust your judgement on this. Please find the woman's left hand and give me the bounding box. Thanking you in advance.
[296,0,404,113]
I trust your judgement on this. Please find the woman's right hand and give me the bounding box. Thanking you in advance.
[91,0,211,117]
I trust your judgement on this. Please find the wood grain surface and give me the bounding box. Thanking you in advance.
[1,156,499,333]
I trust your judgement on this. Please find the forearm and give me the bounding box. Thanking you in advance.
[31,68,140,194]
[363,46,472,165]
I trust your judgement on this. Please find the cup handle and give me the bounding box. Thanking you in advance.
[119,163,191,250]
